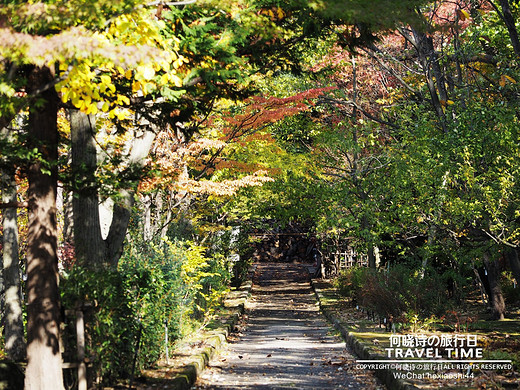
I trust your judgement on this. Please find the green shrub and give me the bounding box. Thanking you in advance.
[334,266,370,299]
[61,267,144,383]
[60,238,232,385]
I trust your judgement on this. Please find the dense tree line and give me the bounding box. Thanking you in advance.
[237,0,520,321]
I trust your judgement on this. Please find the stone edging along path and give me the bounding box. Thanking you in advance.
[169,263,416,390]
[310,277,420,390]
[168,265,256,390]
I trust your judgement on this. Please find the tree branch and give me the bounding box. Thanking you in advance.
[0,201,28,209]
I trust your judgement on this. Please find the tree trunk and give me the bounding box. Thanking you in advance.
[483,252,506,320]
[70,110,157,269]
[61,189,74,244]
[1,166,26,362]
[70,110,106,268]
[24,66,64,390]
[410,28,448,133]
[498,0,520,57]
[105,129,156,267]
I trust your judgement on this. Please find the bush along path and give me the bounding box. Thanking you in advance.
[129,265,256,390]
[194,262,383,389]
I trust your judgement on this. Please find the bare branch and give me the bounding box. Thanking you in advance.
[0,201,28,209]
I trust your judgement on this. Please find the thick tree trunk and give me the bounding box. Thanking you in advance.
[105,189,134,266]
[25,67,64,390]
[70,110,106,268]
[70,110,157,269]
[1,166,26,362]
[483,252,506,320]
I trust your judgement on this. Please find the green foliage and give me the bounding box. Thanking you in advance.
[0,0,145,33]
[60,238,232,384]
[484,349,520,370]
[61,267,147,382]
[307,0,427,28]
[334,266,369,298]
[181,242,230,319]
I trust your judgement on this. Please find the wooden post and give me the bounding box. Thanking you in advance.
[76,309,87,390]
[164,319,169,364]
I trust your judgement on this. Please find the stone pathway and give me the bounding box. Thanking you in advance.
[194,263,383,390]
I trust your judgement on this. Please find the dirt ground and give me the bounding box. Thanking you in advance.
[193,262,384,390]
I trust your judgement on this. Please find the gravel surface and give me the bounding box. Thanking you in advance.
[194,262,384,390]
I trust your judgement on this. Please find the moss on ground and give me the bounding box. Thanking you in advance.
[314,278,520,390]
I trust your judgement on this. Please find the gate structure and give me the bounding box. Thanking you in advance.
[320,247,369,277]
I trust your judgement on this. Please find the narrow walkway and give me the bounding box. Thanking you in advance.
[194,263,382,389]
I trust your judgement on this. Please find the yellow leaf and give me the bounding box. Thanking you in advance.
[100,75,111,85]
[132,81,141,93]
[86,104,98,115]
[160,73,170,84]
[101,101,110,112]
[461,9,470,20]
[125,69,133,79]
[141,65,155,80]
[118,95,130,105]
[446,100,455,105]
[170,74,183,87]
[505,75,517,84]
[60,87,69,103]
[173,58,184,69]
[116,109,128,120]
[499,75,506,87]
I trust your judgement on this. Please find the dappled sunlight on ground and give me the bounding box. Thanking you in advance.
[194,262,383,390]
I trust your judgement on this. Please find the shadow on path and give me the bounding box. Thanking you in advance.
[195,263,383,390]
